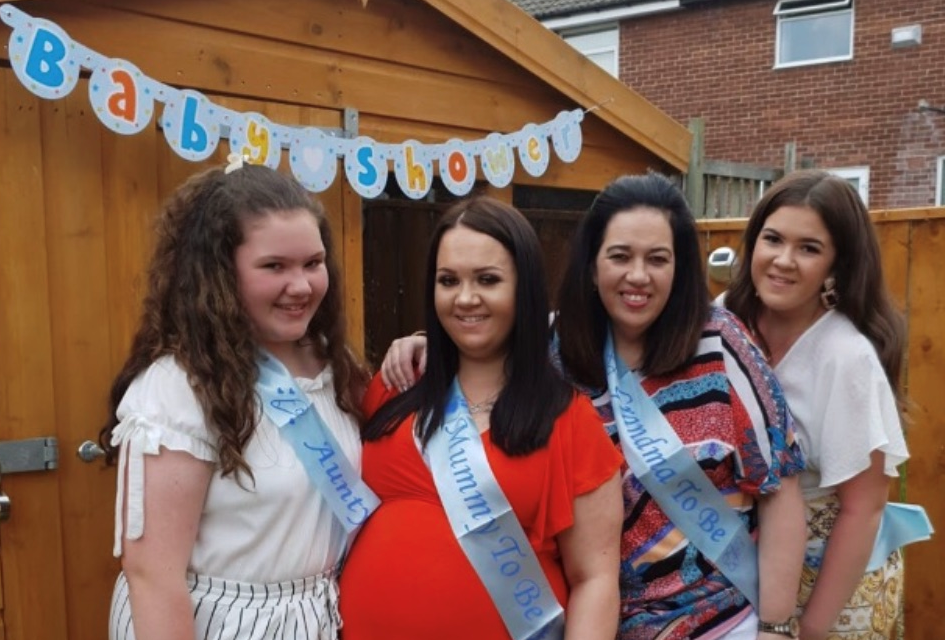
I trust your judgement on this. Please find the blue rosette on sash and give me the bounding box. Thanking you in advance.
[603,331,760,609]
[422,379,565,640]
[256,351,379,534]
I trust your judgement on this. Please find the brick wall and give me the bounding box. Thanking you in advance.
[619,0,945,208]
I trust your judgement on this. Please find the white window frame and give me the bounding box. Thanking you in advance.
[936,156,945,206]
[828,166,870,206]
[561,26,619,77]
[774,0,854,69]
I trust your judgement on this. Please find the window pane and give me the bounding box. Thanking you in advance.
[585,50,616,74]
[779,11,851,64]
[563,28,618,76]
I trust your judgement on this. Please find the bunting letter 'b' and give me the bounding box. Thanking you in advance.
[6,14,80,100]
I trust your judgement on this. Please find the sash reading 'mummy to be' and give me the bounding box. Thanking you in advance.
[256,351,379,534]
[604,332,759,609]
[422,379,565,640]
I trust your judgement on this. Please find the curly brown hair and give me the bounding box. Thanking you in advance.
[99,164,369,479]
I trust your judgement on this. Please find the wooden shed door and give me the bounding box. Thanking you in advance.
[0,68,358,638]
[0,67,130,639]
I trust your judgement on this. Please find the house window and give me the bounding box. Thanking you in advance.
[828,166,869,206]
[562,27,618,77]
[936,156,945,206]
[775,0,853,68]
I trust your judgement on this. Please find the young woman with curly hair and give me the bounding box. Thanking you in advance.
[101,163,370,640]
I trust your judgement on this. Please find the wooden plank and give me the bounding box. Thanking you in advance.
[686,118,706,217]
[39,82,117,640]
[697,218,751,232]
[871,206,945,223]
[874,221,910,318]
[872,221,910,503]
[87,0,529,86]
[899,218,945,638]
[340,182,365,357]
[703,158,782,182]
[101,105,161,373]
[0,68,69,640]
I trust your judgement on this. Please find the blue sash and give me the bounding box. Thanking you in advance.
[603,332,760,609]
[866,501,934,572]
[422,379,565,640]
[256,351,379,533]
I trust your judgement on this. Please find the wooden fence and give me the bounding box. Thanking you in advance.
[698,208,945,640]
[364,203,945,638]
[684,117,796,219]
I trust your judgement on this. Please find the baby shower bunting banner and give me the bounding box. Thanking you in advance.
[1,4,585,199]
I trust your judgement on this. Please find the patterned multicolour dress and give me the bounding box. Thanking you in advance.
[558,306,804,640]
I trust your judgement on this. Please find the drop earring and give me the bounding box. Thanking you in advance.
[821,276,839,310]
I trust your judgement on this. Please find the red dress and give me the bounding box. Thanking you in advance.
[339,375,622,640]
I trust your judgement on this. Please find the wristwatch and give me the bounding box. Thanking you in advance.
[758,617,800,638]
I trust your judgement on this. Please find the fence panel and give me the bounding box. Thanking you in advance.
[699,208,945,640]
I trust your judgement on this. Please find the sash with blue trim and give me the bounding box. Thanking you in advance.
[604,331,760,609]
[256,351,379,534]
[422,379,565,640]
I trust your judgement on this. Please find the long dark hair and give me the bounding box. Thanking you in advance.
[726,169,906,404]
[100,165,369,478]
[555,173,710,389]
[362,196,572,455]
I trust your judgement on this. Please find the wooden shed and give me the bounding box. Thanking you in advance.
[0,0,688,637]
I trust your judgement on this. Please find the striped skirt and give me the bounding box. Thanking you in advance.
[109,569,341,640]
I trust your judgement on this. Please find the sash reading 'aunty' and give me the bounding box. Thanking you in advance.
[257,351,379,533]
[422,379,565,640]
[604,331,760,609]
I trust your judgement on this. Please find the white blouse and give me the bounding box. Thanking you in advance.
[111,356,362,583]
[773,311,909,499]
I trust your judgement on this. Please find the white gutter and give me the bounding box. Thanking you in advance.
[542,1,681,30]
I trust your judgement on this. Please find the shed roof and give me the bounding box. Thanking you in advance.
[423,0,690,170]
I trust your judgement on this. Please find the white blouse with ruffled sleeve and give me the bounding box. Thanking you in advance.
[773,311,909,499]
[110,355,362,583]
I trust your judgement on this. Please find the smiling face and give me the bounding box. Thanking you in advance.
[434,225,517,366]
[751,204,836,322]
[235,208,328,361]
[593,207,675,365]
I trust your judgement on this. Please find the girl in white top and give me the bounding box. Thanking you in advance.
[725,170,910,640]
[101,161,369,640]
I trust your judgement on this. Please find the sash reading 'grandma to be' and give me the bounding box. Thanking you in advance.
[257,351,379,534]
[604,331,760,609]
[422,379,565,640]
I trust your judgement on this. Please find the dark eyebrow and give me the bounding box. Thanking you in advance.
[761,226,826,247]
[605,244,672,254]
